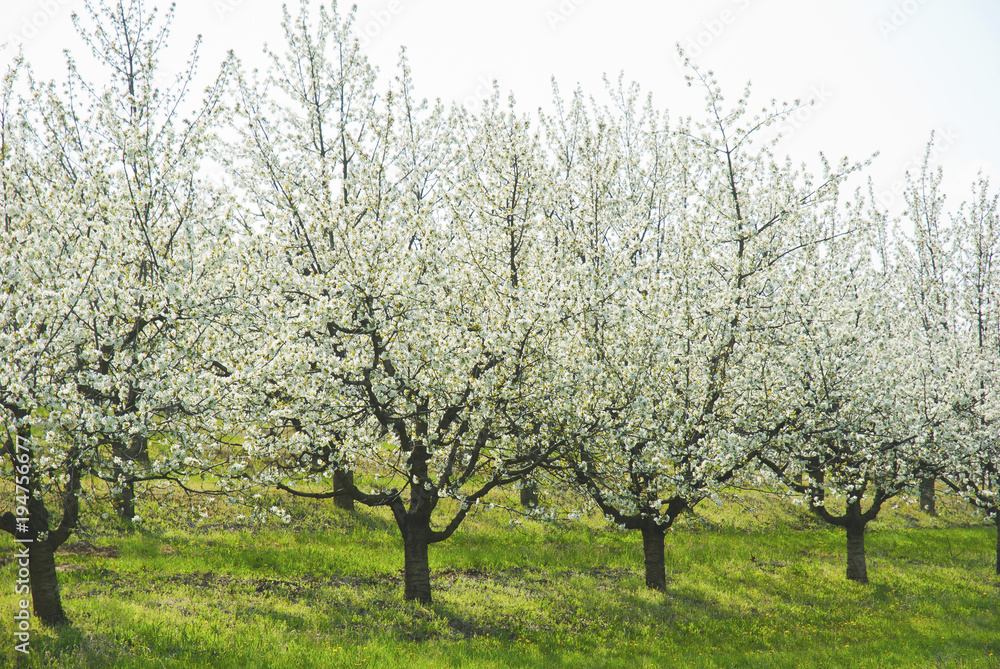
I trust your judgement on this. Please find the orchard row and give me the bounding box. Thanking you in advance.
[1,0,997,625]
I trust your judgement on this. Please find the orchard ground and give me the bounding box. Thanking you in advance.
[0,484,997,668]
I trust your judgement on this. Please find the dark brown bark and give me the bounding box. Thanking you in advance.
[3,420,72,625]
[333,470,355,511]
[641,523,667,591]
[402,519,432,603]
[519,481,539,509]
[845,521,868,583]
[919,476,936,516]
[28,541,67,626]
[578,479,687,593]
[26,468,79,627]
[113,465,136,522]
[112,434,148,522]
[995,513,999,576]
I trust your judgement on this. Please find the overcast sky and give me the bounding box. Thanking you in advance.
[3,0,999,214]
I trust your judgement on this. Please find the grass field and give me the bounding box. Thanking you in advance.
[1,487,998,668]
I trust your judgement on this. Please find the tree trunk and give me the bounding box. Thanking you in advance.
[5,422,74,625]
[919,477,936,516]
[845,522,868,583]
[113,466,136,523]
[641,523,667,591]
[113,434,148,522]
[995,512,999,576]
[333,470,354,511]
[519,482,539,509]
[29,541,67,626]
[402,520,432,603]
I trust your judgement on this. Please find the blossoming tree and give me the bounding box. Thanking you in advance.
[944,173,1000,573]
[220,1,576,603]
[1,0,233,623]
[542,65,859,590]
[759,175,970,583]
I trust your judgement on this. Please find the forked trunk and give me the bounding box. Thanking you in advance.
[641,523,667,591]
[919,477,936,516]
[29,541,67,626]
[845,521,868,583]
[403,520,432,603]
[333,470,355,511]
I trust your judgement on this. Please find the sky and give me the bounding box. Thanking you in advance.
[3,0,999,215]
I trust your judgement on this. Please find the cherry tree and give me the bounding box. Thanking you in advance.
[216,0,390,512]
[897,140,959,515]
[946,173,1000,573]
[0,51,87,627]
[759,172,974,583]
[888,148,1000,549]
[220,1,574,603]
[759,210,900,583]
[542,66,857,590]
[893,155,1000,574]
[1,0,233,624]
[537,77,687,592]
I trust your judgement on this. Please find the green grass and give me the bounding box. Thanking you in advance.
[1,488,998,668]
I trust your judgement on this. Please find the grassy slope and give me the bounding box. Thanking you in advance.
[0,487,997,668]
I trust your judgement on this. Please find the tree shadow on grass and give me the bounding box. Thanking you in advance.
[30,536,1000,668]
